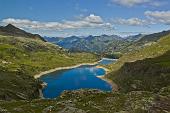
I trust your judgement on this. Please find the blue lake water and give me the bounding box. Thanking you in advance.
[40,58,116,99]
[98,58,117,65]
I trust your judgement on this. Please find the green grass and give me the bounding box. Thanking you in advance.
[107,34,170,72]
[0,35,99,76]
[108,47,170,93]
[0,34,170,112]
[104,33,170,97]
[0,35,99,100]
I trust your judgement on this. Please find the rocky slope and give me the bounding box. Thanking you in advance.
[0,88,169,113]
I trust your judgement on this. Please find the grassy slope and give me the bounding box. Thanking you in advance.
[0,35,99,76]
[110,51,170,93]
[107,34,170,72]
[1,34,170,112]
[121,30,170,54]
[106,34,170,93]
[0,35,99,100]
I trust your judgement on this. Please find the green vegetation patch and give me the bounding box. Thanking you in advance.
[1,89,169,113]
[0,35,99,100]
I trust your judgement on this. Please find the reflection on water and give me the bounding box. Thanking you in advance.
[40,58,116,99]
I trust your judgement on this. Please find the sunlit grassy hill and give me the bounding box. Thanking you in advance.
[121,30,170,53]
[106,33,170,93]
[0,34,98,100]
[0,35,99,75]
[107,34,170,72]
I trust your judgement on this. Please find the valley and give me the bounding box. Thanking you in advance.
[0,25,99,100]
[1,1,170,112]
[0,25,170,113]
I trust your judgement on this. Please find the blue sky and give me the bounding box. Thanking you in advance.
[0,0,170,37]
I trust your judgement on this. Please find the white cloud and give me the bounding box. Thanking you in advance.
[145,11,170,25]
[113,18,148,26]
[111,0,163,7]
[1,14,112,30]
[84,14,103,24]
[112,0,150,6]
[112,10,170,26]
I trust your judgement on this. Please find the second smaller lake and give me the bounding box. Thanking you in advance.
[98,58,117,65]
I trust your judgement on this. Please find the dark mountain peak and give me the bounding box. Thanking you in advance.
[5,24,17,29]
[87,35,93,37]
[129,33,143,38]
[66,36,80,40]
[0,24,46,42]
[86,35,95,40]
[3,24,25,33]
[101,34,109,37]
[69,35,79,38]
[125,33,144,42]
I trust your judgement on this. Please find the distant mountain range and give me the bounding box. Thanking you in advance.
[125,33,144,42]
[44,34,142,54]
[2,24,169,56]
[44,30,170,54]
[0,24,46,42]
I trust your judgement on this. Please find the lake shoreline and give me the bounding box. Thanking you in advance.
[95,66,118,92]
[34,61,102,79]
[95,65,110,74]
[35,58,117,98]
[34,60,103,99]
[96,75,118,92]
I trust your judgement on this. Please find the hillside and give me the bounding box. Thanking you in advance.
[0,34,99,100]
[138,30,170,43]
[107,34,170,72]
[122,30,170,53]
[0,30,170,112]
[0,24,46,42]
[109,51,170,93]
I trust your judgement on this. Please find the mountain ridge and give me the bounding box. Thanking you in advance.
[0,24,46,42]
[44,34,131,55]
